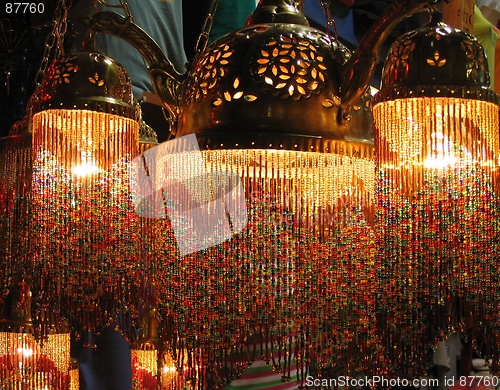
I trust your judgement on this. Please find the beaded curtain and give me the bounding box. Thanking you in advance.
[147,148,390,388]
[3,100,500,388]
[374,97,500,377]
[0,135,32,299]
[0,332,71,389]
[28,109,147,339]
[0,136,72,389]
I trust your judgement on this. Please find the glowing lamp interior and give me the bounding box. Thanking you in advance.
[32,109,139,179]
[374,97,499,195]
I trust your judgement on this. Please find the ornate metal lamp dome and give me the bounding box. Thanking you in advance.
[33,50,139,119]
[31,50,140,176]
[374,20,498,103]
[176,0,371,154]
[373,19,500,192]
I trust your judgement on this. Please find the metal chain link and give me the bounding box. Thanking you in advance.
[33,0,72,92]
[97,0,133,20]
[193,0,221,61]
[21,0,72,133]
[55,1,71,57]
[319,0,339,41]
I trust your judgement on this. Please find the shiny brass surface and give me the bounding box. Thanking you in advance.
[133,307,160,348]
[85,0,443,154]
[245,0,308,25]
[339,0,442,110]
[32,51,140,121]
[138,119,159,153]
[374,22,500,104]
[81,12,186,120]
[0,280,33,333]
[0,280,70,334]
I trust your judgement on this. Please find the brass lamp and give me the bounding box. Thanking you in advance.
[131,307,181,390]
[373,19,500,376]
[31,50,140,177]
[85,0,443,386]
[374,20,499,194]
[131,307,161,390]
[0,281,71,389]
[28,50,145,338]
[70,357,79,390]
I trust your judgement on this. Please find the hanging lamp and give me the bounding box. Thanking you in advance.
[0,281,71,389]
[373,17,500,377]
[131,306,161,390]
[70,358,79,390]
[28,46,146,337]
[88,0,375,384]
[1,8,146,347]
[31,50,140,177]
[130,306,183,389]
[86,0,444,387]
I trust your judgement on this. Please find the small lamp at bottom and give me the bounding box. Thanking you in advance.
[0,280,71,389]
[131,307,180,389]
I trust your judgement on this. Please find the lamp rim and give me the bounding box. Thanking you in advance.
[373,85,500,105]
[196,134,374,158]
[32,98,141,122]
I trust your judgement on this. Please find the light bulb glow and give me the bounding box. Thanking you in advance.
[71,161,101,177]
[162,364,177,374]
[32,109,139,177]
[16,347,33,357]
[374,97,499,194]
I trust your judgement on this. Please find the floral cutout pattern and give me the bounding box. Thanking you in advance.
[461,37,488,77]
[426,51,447,67]
[383,27,489,85]
[184,26,336,110]
[212,76,258,107]
[89,72,105,87]
[253,34,328,100]
[51,56,78,86]
[185,43,234,104]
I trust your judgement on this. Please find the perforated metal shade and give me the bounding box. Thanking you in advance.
[374,21,499,104]
[32,51,140,121]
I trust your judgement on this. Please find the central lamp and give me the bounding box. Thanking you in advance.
[86,0,444,386]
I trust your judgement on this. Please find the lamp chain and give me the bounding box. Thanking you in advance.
[14,0,72,134]
[193,0,221,62]
[97,0,133,21]
[33,0,72,93]
[319,0,339,40]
